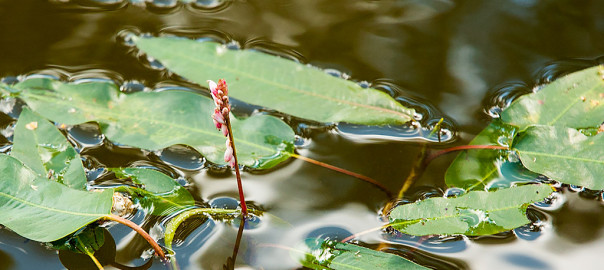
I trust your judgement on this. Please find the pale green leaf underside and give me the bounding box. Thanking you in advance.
[11,108,87,190]
[0,155,112,242]
[502,65,604,130]
[7,78,295,169]
[515,126,604,190]
[111,168,195,215]
[133,36,414,126]
[389,184,552,236]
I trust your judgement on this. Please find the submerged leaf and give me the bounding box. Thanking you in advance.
[5,78,295,169]
[515,126,604,190]
[389,184,553,236]
[0,155,112,242]
[133,36,415,126]
[444,121,516,191]
[302,239,428,270]
[502,65,604,130]
[50,226,105,254]
[110,168,195,215]
[11,108,87,190]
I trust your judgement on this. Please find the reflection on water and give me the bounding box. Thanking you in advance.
[0,0,603,269]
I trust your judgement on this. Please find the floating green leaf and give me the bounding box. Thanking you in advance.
[444,121,516,190]
[4,78,295,169]
[11,108,87,190]
[389,184,552,236]
[110,168,194,215]
[446,66,604,191]
[302,239,428,270]
[515,126,604,190]
[0,154,113,242]
[133,36,415,126]
[502,65,604,130]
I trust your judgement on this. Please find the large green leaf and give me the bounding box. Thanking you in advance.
[110,168,195,215]
[133,36,415,126]
[502,65,604,130]
[302,239,428,270]
[389,184,552,236]
[11,107,87,190]
[0,154,113,242]
[444,121,516,190]
[4,78,295,169]
[515,126,604,190]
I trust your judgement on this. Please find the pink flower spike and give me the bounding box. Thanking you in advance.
[224,145,234,162]
[207,80,217,92]
[212,109,225,124]
[221,125,229,136]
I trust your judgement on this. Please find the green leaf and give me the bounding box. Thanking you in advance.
[389,184,553,236]
[133,36,415,126]
[302,239,428,270]
[444,121,516,190]
[6,78,295,169]
[0,154,112,242]
[515,126,604,190]
[502,65,604,130]
[11,107,87,190]
[110,168,195,215]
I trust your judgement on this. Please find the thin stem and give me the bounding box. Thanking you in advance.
[86,252,104,270]
[340,225,388,243]
[397,146,428,200]
[425,145,509,164]
[290,153,392,198]
[105,214,166,261]
[225,116,248,217]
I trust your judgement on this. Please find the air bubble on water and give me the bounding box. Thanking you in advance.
[569,185,584,192]
[225,40,241,50]
[358,81,370,88]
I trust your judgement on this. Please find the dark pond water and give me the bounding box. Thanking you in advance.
[0,0,604,269]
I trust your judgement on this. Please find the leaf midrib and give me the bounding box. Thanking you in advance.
[0,190,106,217]
[22,90,278,153]
[517,150,604,164]
[151,41,412,120]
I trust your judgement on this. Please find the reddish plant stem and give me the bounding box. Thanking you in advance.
[225,117,248,217]
[105,214,166,261]
[425,145,509,164]
[290,153,392,198]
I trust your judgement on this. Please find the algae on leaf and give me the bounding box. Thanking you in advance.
[389,184,552,236]
[133,36,415,126]
[3,77,295,169]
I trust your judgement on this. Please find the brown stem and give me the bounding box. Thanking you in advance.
[290,153,393,198]
[105,214,166,261]
[224,116,248,217]
[425,145,509,164]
